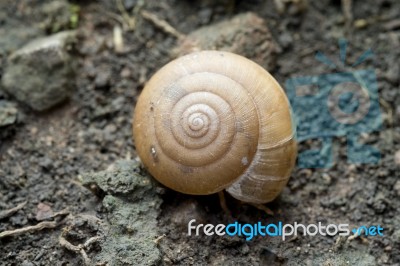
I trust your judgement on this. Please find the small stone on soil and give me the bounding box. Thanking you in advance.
[395,150,400,165]
[174,12,279,70]
[1,31,77,111]
[0,100,18,127]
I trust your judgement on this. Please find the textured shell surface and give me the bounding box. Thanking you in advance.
[133,50,297,204]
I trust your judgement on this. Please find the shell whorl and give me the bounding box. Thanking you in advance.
[133,51,297,203]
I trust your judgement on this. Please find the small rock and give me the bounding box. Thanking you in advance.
[393,228,400,243]
[354,19,368,29]
[174,12,279,70]
[394,180,400,197]
[36,203,54,221]
[278,32,294,49]
[1,31,76,111]
[39,156,53,170]
[120,67,131,79]
[372,198,387,214]
[94,65,112,89]
[0,100,18,127]
[385,62,399,85]
[395,150,400,165]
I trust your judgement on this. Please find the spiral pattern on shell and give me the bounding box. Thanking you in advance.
[133,51,297,203]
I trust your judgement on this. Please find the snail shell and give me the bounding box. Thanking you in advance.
[133,51,297,204]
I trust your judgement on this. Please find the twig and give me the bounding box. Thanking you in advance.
[59,234,81,252]
[342,0,353,32]
[347,231,359,241]
[0,221,57,239]
[154,234,166,244]
[84,236,102,247]
[0,201,27,220]
[60,236,90,265]
[49,208,70,220]
[59,231,101,266]
[116,0,135,30]
[141,10,185,39]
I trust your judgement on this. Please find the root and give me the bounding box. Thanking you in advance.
[0,221,57,239]
[59,230,102,266]
[141,10,185,39]
[0,201,27,220]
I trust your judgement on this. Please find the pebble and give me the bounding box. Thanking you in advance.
[1,31,76,111]
[385,62,399,84]
[354,19,368,29]
[174,12,279,70]
[394,180,400,197]
[0,100,18,127]
[395,150,400,165]
[94,67,112,88]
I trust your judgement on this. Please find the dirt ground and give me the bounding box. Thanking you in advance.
[0,0,399,265]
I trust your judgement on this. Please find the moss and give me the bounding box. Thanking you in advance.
[82,160,162,265]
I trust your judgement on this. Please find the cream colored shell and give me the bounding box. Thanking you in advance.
[133,50,297,204]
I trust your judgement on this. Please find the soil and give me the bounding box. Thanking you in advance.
[0,0,399,265]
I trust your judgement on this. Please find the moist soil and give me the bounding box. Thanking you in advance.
[0,0,399,265]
